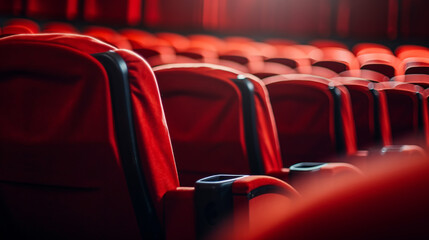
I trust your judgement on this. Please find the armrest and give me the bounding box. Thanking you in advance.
[375,145,426,158]
[287,162,364,192]
[194,174,299,239]
[164,187,196,240]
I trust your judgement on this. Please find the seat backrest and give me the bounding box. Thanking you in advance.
[3,18,40,33]
[332,77,392,149]
[0,34,178,239]
[154,63,282,186]
[264,74,357,166]
[313,47,359,74]
[376,81,426,146]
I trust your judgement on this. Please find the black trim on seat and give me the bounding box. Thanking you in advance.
[329,86,346,154]
[370,88,383,145]
[92,51,161,240]
[231,76,265,175]
[417,92,424,133]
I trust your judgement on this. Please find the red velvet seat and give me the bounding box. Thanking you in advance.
[253,62,296,80]
[43,22,79,33]
[332,77,392,149]
[264,74,357,166]
[83,26,132,49]
[154,63,362,187]
[339,69,390,82]
[376,81,427,146]
[265,74,356,166]
[353,43,393,56]
[393,74,429,88]
[26,0,78,20]
[0,34,300,240]
[3,18,40,33]
[312,47,359,74]
[153,63,283,185]
[357,53,400,78]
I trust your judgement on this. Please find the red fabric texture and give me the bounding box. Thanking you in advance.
[115,49,179,218]
[393,74,429,89]
[43,22,79,34]
[353,43,393,56]
[313,47,359,73]
[163,187,196,240]
[26,0,78,20]
[339,69,390,82]
[335,77,392,148]
[4,18,40,33]
[84,0,141,25]
[265,74,357,166]
[0,34,179,238]
[0,35,140,239]
[83,26,132,50]
[2,25,33,35]
[376,82,425,146]
[357,53,399,78]
[154,63,282,186]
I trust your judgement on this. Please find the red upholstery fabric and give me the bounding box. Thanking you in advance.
[0,34,178,238]
[357,53,400,78]
[376,82,425,146]
[337,0,398,39]
[164,187,196,240]
[333,77,392,149]
[26,0,78,20]
[0,34,138,239]
[253,62,296,80]
[83,26,132,50]
[393,74,429,88]
[396,45,429,60]
[339,69,390,82]
[84,0,141,25]
[1,25,33,35]
[43,22,79,33]
[221,157,429,240]
[313,47,359,74]
[400,57,429,75]
[265,74,357,166]
[4,18,40,33]
[154,63,282,186]
[353,43,393,56]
